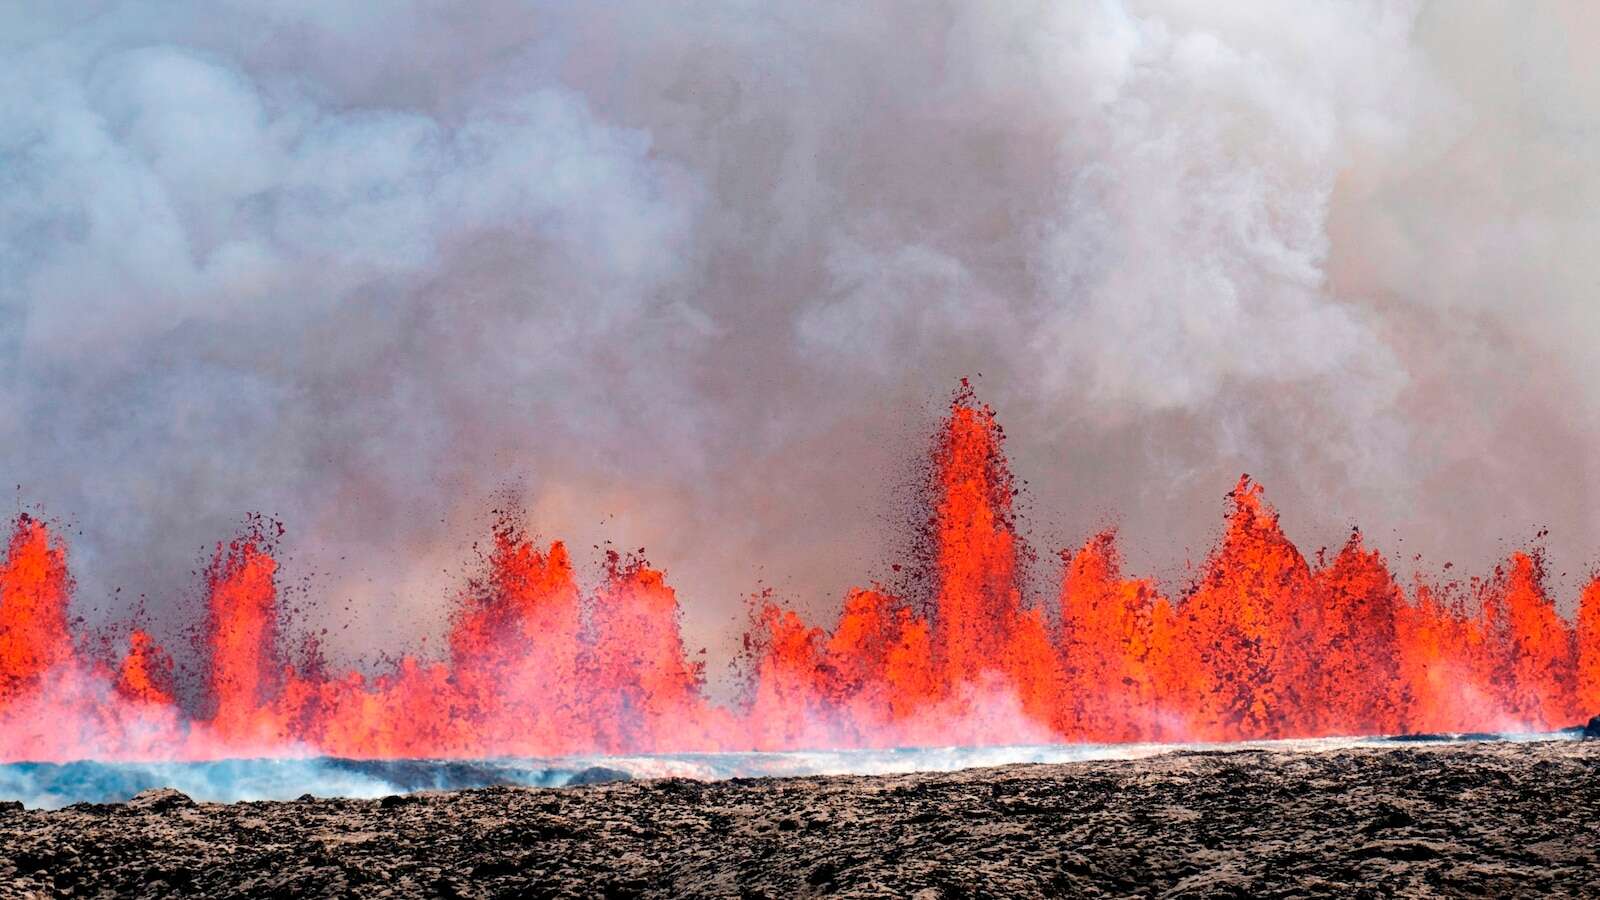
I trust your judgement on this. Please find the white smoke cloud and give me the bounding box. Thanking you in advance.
[3,0,1598,682]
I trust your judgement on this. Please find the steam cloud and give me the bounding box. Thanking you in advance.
[3,1,1598,681]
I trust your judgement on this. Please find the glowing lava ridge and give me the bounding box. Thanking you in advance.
[3,383,1599,763]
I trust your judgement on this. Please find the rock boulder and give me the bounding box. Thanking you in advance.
[127,788,196,813]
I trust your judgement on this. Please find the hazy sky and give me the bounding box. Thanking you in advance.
[4,1,1598,679]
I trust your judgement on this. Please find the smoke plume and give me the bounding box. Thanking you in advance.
[3,0,1598,679]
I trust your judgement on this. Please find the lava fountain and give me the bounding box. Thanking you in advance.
[3,382,1599,765]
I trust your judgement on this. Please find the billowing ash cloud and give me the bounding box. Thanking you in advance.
[3,1,1598,675]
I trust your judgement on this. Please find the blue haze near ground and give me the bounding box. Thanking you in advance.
[2,734,1577,809]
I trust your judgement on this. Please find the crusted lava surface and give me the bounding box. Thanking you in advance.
[2,741,1597,898]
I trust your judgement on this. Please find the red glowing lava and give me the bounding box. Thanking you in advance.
[1,383,1597,762]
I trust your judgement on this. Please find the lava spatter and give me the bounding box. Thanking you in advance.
[1,384,1598,762]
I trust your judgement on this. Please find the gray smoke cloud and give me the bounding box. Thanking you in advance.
[3,0,1598,679]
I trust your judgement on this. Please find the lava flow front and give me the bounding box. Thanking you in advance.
[3,383,1599,763]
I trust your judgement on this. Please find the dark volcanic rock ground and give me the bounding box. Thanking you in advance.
[2,741,1597,898]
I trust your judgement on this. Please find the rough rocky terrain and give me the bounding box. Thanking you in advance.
[2,741,1597,898]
